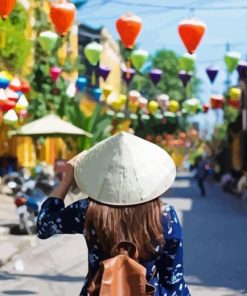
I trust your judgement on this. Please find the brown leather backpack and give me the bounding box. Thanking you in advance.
[87,241,156,296]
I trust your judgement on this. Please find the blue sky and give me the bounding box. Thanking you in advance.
[77,0,247,134]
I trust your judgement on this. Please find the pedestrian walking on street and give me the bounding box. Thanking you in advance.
[195,157,207,197]
[36,132,191,296]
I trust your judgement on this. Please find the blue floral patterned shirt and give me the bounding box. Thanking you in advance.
[37,197,190,296]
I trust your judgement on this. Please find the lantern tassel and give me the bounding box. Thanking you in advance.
[91,71,96,86]
[126,59,131,79]
[1,31,6,48]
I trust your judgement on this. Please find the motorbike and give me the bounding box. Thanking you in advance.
[13,172,59,235]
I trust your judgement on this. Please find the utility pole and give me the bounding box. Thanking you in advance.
[239,66,247,169]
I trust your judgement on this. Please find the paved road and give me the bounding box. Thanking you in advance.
[1,174,247,296]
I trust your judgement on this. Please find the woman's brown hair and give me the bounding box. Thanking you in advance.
[84,197,164,259]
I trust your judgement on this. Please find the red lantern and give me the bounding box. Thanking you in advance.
[6,88,18,101]
[116,13,142,49]
[210,95,224,109]
[20,81,31,94]
[9,77,21,92]
[50,1,76,36]
[203,103,210,113]
[0,0,16,20]
[178,18,206,54]
[0,99,15,112]
[229,100,241,109]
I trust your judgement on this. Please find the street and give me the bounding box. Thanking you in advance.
[0,174,247,296]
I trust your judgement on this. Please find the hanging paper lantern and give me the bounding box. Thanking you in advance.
[20,81,30,94]
[229,87,241,101]
[0,77,9,89]
[139,97,148,110]
[128,90,140,103]
[210,94,224,109]
[0,0,16,20]
[3,109,18,124]
[131,49,149,71]
[206,66,219,84]
[50,1,76,36]
[149,69,163,85]
[116,13,142,49]
[6,88,18,101]
[141,114,150,121]
[122,67,135,85]
[66,82,77,98]
[237,61,247,79]
[203,103,210,113]
[224,51,241,73]
[148,100,159,114]
[169,100,179,113]
[164,111,177,123]
[178,18,206,54]
[156,94,169,111]
[15,94,28,112]
[229,99,240,109]
[0,99,15,112]
[91,88,102,102]
[179,53,196,72]
[76,77,87,92]
[183,98,200,113]
[179,70,192,88]
[0,88,7,110]
[196,104,203,113]
[50,67,62,82]
[9,77,21,92]
[18,109,28,120]
[99,65,111,81]
[84,42,103,66]
[128,101,139,113]
[38,31,59,54]
[111,94,127,111]
[71,0,87,9]
[103,85,113,98]
[0,71,13,81]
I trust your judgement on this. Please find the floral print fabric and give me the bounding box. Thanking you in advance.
[37,197,190,296]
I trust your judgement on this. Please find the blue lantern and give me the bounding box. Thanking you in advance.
[71,0,87,9]
[76,77,87,92]
[91,88,102,102]
[0,77,10,89]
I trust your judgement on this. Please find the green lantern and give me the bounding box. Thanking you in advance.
[224,51,241,73]
[183,98,199,113]
[38,31,59,54]
[130,49,149,71]
[164,111,177,124]
[179,53,196,72]
[84,42,103,66]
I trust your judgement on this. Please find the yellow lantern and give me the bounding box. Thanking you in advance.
[229,87,241,101]
[111,99,124,111]
[128,101,139,113]
[103,85,113,98]
[169,100,179,113]
[119,94,127,105]
[15,94,28,112]
[148,100,159,114]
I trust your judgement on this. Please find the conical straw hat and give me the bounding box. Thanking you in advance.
[74,132,176,206]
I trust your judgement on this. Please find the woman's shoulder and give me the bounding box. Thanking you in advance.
[161,203,182,240]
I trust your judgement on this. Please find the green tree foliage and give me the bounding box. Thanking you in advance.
[0,3,31,73]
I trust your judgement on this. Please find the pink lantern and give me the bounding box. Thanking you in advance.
[50,67,62,82]
[128,90,140,103]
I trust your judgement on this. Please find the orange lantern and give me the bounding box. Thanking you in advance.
[50,1,76,36]
[178,18,206,54]
[116,13,142,49]
[0,0,16,20]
